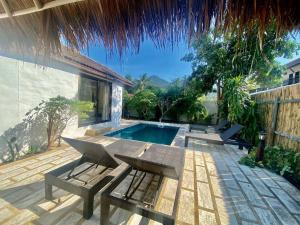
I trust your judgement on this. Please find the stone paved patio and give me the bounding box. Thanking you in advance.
[0,122,300,225]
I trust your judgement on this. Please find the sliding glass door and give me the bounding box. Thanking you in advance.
[78,75,112,126]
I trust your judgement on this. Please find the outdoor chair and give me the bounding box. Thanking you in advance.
[44,137,147,219]
[100,144,184,225]
[185,124,244,147]
[189,120,229,133]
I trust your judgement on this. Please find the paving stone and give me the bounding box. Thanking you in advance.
[196,166,208,183]
[248,176,274,197]
[37,195,81,225]
[0,159,38,174]
[227,189,246,203]
[0,207,14,223]
[14,188,44,208]
[197,182,214,210]
[36,150,65,160]
[195,154,205,166]
[270,187,300,214]
[239,182,266,208]
[56,211,82,225]
[234,203,257,222]
[177,189,195,225]
[210,177,229,198]
[1,187,32,203]
[198,210,217,225]
[206,162,218,177]
[253,169,279,188]
[253,207,280,225]
[215,198,238,225]
[276,181,300,202]
[222,175,240,190]
[0,167,28,181]
[185,150,194,159]
[0,179,13,189]
[265,196,299,225]
[12,164,53,181]
[228,166,248,183]
[2,209,38,225]
[25,156,60,169]
[156,198,174,215]
[182,170,194,190]
[203,153,214,163]
[238,165,256,177]
[184,157,194,171]
[162,178,178,200]
[241,221,258,225]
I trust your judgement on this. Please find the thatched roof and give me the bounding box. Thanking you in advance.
[0,0,299,55]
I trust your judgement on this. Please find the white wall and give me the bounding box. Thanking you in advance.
[0,55,123,158]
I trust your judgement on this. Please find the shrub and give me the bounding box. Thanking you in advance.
[239,145,300,183]
[239,148,256,168]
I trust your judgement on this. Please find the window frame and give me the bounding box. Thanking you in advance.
[78,74,112,127]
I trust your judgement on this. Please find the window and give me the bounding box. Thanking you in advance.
[78,75,112,126]
[295,72,299,83]
[288,73,294,85]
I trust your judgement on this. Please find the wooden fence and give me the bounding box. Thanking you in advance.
[251,83,300,150]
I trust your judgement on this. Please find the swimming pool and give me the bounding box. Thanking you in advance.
[105,123,179,145]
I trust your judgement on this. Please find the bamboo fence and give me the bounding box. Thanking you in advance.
[252,83,300,151]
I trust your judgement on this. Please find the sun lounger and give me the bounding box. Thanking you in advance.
[185,124,244,147]
[189,120,229,133]
[44,137,147,219]
[100,144,184,225]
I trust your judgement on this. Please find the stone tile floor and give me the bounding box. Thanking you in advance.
[0,135,300,225]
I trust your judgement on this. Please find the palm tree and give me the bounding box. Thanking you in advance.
[136,74,150,91]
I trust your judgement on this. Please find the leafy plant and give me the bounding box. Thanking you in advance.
[129,89,157,120]
[263,146,300,176]
[24,96,93,149]
[239,149,257,168]
[239,145,300,182]
[27,145,40,155]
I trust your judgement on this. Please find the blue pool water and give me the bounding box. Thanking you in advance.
[105,123,179,145]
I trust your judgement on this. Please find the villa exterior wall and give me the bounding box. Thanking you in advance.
[0,55,123,158]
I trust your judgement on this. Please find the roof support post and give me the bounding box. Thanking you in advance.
[33,0,43,9]
[0,0,12,17]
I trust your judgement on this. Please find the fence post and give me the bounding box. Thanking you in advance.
[270,97,280,145]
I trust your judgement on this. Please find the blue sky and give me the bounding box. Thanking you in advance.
[82,35,300,81]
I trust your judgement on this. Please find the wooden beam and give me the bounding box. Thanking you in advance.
[0,0,85,19]
[32,0,43,9]
[0,0,12,17]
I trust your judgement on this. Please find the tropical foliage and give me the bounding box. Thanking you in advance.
[123,75,209,123]
[183,26,299,144]
[24,96,93,149]
[239,146,300,185]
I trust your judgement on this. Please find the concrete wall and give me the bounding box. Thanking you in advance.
[0,55,123,159]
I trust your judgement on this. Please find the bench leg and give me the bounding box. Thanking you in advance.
[83,194,94,219]
[45,183,53,200]
[184,137,189,147]
[100,196,110,225]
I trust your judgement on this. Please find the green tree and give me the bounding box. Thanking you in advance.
[129,89,157,119]
[183,26,299,100]
[24,96,93,149]
[135,74,150,91]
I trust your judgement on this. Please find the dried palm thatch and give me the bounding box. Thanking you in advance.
[0,0,299,56]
